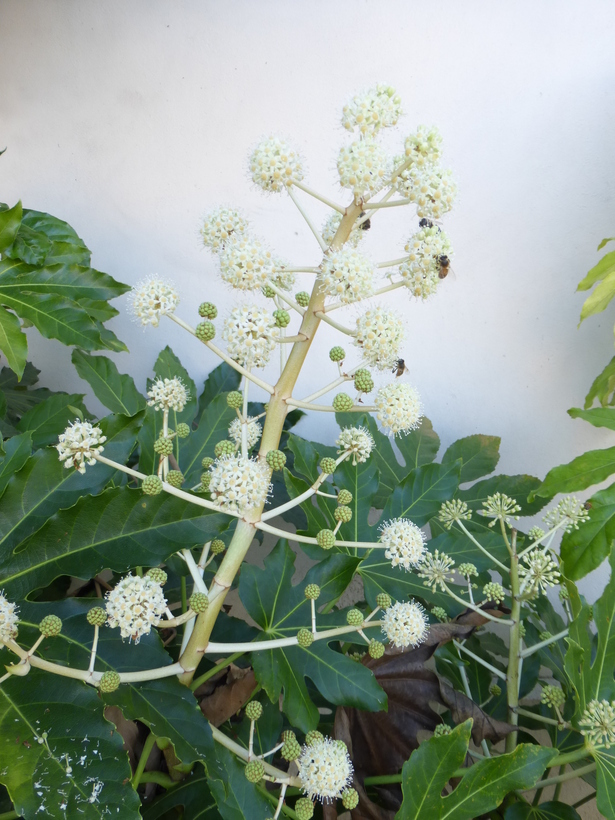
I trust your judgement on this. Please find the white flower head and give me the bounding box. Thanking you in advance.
[418,550,455,592]
[105,574,167,643]
[354,306,405,370]
[209,455,271,515]
[319,248,375,305]
[380,518,427,571]
[147,377,190,412]
[381,600,429,649]
[374,382,422,435]
[394,164,456,220]
[341,84,402,135]
[336,426,374,465]
[438,499,472,530]
[518,549,560,595]
[219,235,277,291]
[322,213,364,249]
[400,226,453,300]
[56,420,106,474]
[481,493,521,528]
[0,592,19,644]
[580,699,615,749]
[249,136,304,192]
[271,259,296,292]
[543,497,590,533]
[201,207,249,252]
[222,304,279,368]
[402,126,443,169]
[128,277,179,327]
[337,137,391,197]
[297,736,353,803]
[228,416,262,450]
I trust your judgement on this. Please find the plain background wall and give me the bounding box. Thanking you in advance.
[2,1,615,603]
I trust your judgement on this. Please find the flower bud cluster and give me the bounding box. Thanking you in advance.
[438,499,472,530]
[519,549,560,595]
[543,496,590,533]
[341,84,402,135]
[580,699,615,748]
[56,421,106,474]
[417,551,455,591]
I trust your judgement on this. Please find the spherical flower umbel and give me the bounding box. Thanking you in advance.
[379,518,427,571]
[147,377,189,413]
[518,549,560,595]
[402,125,443,168]
[354,306,405,370]
[394,164,457,220]
[541,685,566,710]
[297,736,353,803]
[56,420,106,474]
[0,592,18,644]
[481,493,521,528]
[336,426,374,465]
[105,574,167,643]
[438,499,472,530]
[200,206,249,252]
[543,496,590,533]
[337,137,391,198]
[341,84,402,135]
[128,277,179,327]
[228,416,262,450]
[400,226,453,300]
[458,563,478,578]
[417,550,455,592]
[579,699,615,749]
[321,212,364,249]
[381,600,429,649]
[219,236,277,291]
[208,454,271,516]
[374,382,423,435]
[318,248,375,305]
[249,136,304,192]
[222,304,279,368]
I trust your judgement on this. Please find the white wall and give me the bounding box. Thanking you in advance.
[2,0,615,598]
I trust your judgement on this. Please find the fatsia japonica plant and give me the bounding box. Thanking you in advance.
[0,84,605,820]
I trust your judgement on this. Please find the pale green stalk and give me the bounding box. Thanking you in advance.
[506,529,521,753]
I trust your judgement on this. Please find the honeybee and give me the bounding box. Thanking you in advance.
[358,211,371,232]
[419,218,433,229]
[392,358,408,377]
[437,255,450,279]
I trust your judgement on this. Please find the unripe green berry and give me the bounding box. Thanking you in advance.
[198,301,217,319]
[334,505,352,523]
[211,539,226,555]
[337,489,353,505]
[329,346,346,362]
[39,615,62,637]
[376,593,392,610]
[353,368,374,393]
[305,730,323,746]
[266,449,287,471]
[539,630,552,642]
[245,701,263,721]
[154,436,174,456]
[142,475,163,495]
[294,798,314,820]
[281,735,301,761]
[189,592,209,614]
[297,628,314,648]
[519,622,526,638]
[227,391,243,409]
[295,291,310,308]
[434,724,452,737]
[147,567,168,585]
[261,284,276,299]
[175,423,190,439]
[87,607,107,627]
[319,457,336,475]
[368,639,385,659]
[316,529,335,549]
[431,606,449,623]
[332,392,354,412]
[215,440,235,458]
[99,670,121,693]
[559,586,570,601]
[166,470,184,488]
[346,608,364,626]
[201,456,214,469]
[281,730,296,742]
[458,563,478,578]
[489,683,502,697]
[541,684,566,709]
[244,759,264,783]
[273,309,291,328]
[200,473,212,491]
[342,788,359,810]
[304,584,321,600]
[483,582,506,604]
[196,320,216,342]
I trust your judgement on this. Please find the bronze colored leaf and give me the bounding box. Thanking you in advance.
[199,665,257,727]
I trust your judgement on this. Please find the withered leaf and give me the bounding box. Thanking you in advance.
[199,665,257,727]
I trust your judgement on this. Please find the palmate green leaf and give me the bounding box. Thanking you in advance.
[533,446,615,498]
[428,529,509,572]
[0,432,31,496]
[206,746,273,820]
[585,355,615,409]
[0,670,141,820]
[143,765,221,819]
[560,481,615,579]
[0,305,27,378]
[15,392,88,447]
[396,720,556,820]
[458,474,548,517]
[0,412,142,557]
[594,746,615,820]
[287,432,336,485]
[239,541,385,732]
[333,458,379,543]
[196,361,241,423]
[442,434,500,483]
[71,350,146,416]
[382,460,461,525]
[578,250,615,291]
[504,801,581,820]
[180,395,237,487]
[0,200,22,252]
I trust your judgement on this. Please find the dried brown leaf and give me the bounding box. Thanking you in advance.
[198,665,256,727]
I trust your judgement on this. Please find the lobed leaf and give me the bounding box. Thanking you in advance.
[442,434,500,483]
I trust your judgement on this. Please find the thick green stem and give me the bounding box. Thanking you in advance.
[132,731,157,789]
[506,530,521,753]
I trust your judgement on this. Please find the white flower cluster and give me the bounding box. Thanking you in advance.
[481,493,521,528]
[519,549,560,595]
[56,420,107,474]
[580,699,615,748]
[105,574,167,643]
[321,212,364,248]
[400,226,453,300]
[543,496,590,533]
[374,382,422,435]
[337,137,390,197]
[222,305,279,368]
[297,737,353,802]
[228,416,262,450]
[418,550,455,591]
[336,426,374,464]
[438,499,472,530]
[219,236,277,291]
[318,248,375,305]
[201,207,248,252]
[354,306,404,370]
[381,600,429,649]
[394,165,457,220]
[147,377,190,412]
[128,277,179,327]
[403,125,443,168]
[0,592,18,644]
[209,455,271,515]
[341,84,402,135]
[249,136,303,192]
[270,260,296,292]
[380,518,427,570]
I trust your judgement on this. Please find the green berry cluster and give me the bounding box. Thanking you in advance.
[189,592,209,613]
[353,368,374,393]
[198,301,217,319]
[337,489,353,505]
[196,320,216,342]
[334,505,352,523]
[142,475,163,495]
[147,567,168,585]
[261,284,276,299]
[227,391,243,409]
[215,440,235,457]
[211,539,226,555]
[489,683,502,697]
[541,685,565,709]
[332,392,353,412]
[154,436,174,456]
[431,606,449,623]
[266,450,286,470]
[434,724,452,737]
[99,670,121,693]
[319,457,336,475]
[281,733,301,761]
[305,730,324,746]
[166,470,184,488]
[329,346,345,362]
[342,789,359,810]
[297,628,314,648]
[175,423,190,438]
[244,759,264,783]
[200,473,212,491]
[294,798,314,820]
[87,607,107,627]
[483,582,506,604]
[245,701,263,721]
[304,584,321,600]
[368,639,385,659]
[202,456,214,469]
[458,563,478,578]
[273,309,290,328]
[316,529,335,549]
[346,608,364,626]
[39,615,62,637]
[376,593,391,609]
[295,291,310,307]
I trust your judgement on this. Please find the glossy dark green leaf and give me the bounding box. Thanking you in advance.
[561,481,615,579]
[0,362,53,423]
[143,764,221,819]
[18,209,91,266]
[0,259,127,303]
[0,305,27,379]
[180,395,237,486]
[196,362,241,423]
[207,745,273,820]
[594,745,615,819]
[0,200,22,252]
[287,433,335,485]
[71,350,146,416]
[395,416,441,471]
[442,434,500,483]
[459,474,548,517]
[333,458,379,543]
[0,432,32,496]
[16,392,88,447]
[585,356,615,409]
[382,460,461,525]
[504,800,581,820]
[533,447,615,498]
[428,529,509,573]
[6,222,52,265]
